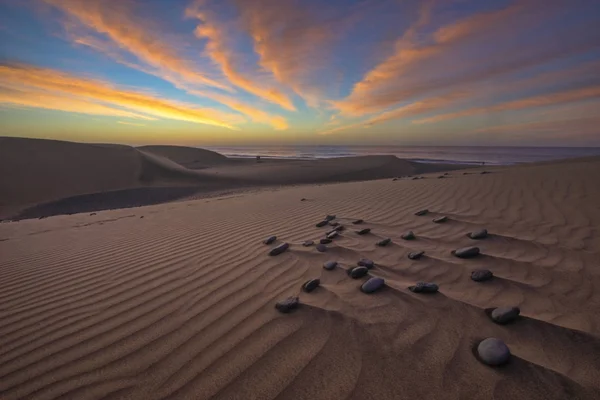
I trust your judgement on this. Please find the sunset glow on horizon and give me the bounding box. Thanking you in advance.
[1,0,599,146]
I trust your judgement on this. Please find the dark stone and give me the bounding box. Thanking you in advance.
[401,231,416,240]
[303,240,314,247]
[376,238,391,247]
[409,282,439,293]
[317,244,327,252]
[357,258,375,269]
[412,176,420,180]
[352,219,364,225]
[471,269,494,282]
[468,229,488,239]
[326,231,339,239]
[325,215,336,221]
[316,220,329,228]
[481,171,490,174]
[438,175,445,179]
[323,260,338,270]
[320,238,332,244]
[361,277,385,293]
[275,296,299,313]
[301,198,307,201]
[269,242,289,256]
[433,216,448,223]
[329,221,339,227]
[357,228,371,235]
[349,266,369,279]
[489,307,520,324]
[302,279,320,292]
[477,338,511,366]
[414,209,429,216]
[452,246,481,258]
[408,251,425,260]
[392,178,398,181]
[140,216,144,219]
[90,213,96,216]
[264,235,277,245]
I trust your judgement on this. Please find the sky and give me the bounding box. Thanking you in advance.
[0,0,599,146]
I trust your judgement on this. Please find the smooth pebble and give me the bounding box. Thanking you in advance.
[401,231,416,240]
[316,220,329,228]
[469,229,488,239]
[414,209,429,216]
[477,338,511,366]
[275,297,299,313]
[320,238,332,244]
[269,242,289,256]
[490,307,520,324]
[303,240,314,247]
[302,279,320,292]
[361,277,385,293]
[376,238,391,247]
[316,244,327,252]
[357,228,371,235]
[452,246,481,258]
[323,260,338,270]
[264,235,277,245]
[409,282,439,293]
[471,269,493,282]
[349,266,369,279]
[408,251,425,260]
[357,258,375,269]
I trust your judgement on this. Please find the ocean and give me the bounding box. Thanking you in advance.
[205,146,600,166]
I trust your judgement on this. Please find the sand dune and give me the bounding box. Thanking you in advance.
[1,156,599,399]
[1,138,461,220]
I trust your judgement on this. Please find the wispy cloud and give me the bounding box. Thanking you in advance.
[0,63,242,129]
[186,3,296,111]
[117,121,146,127]
[414,86,600,124]
[333,0,600,117]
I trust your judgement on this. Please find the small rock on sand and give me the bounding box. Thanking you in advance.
[264,235,277,245]
[329,221,340,227]
[316,220,329,228]
[302,279,320,292]
[489,307,520,324]
[361,277,385,293]
[357,228,371,235]
[317,244,328,252]
[326,231,339,239]
[357,258,375,269]
[320,238,332,244]
[414,209,429,216]
[409,282,439,293]
[433,216,448,223]
[352,219,364,224]
[301,198,307,201]
[323,260,338,270]
[376,238,392,247]
[349,266,369,279]
[275,296,299,313]
[469,229,488,239]
[401,231,416,240]
[408,251,425,260]
[303,240,314,247]
[90,213,96,216]
[481,171,490,174]
[471,269,494,282]
[452,246,481,258]
[269,242,289,256]
[477,338,511,366]
[325,215,336,221]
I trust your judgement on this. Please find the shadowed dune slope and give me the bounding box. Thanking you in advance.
[0,137,207,215]
[137,145,231,169]
[1,138,463,219]
[1,156,599,399]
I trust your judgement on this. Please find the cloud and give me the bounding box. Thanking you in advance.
[414,86,600,124]
[0,63,242,129]
[43,0,290,130]
[232,0,361,106]
[186,6,296,111]
[42,0,230,91]
[117,121,146,127]
[333,0,600,116]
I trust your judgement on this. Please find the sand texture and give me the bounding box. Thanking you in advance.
[1,149,600,399]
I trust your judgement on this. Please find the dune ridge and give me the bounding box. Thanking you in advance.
[1,156,599,399]
[0,137,463,220]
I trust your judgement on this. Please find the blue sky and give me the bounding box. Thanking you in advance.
[0,0,599,146]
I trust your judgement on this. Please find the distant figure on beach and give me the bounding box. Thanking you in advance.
[482,161,485,166]
[256,155,261,163]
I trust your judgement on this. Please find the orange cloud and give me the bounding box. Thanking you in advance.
[333,0,597,117]
[117,121,146,127]
[0,63,242,129]
[186,7,296,111]
[414,86,600,124]
[42,0,230,91]
[233,0,340,106]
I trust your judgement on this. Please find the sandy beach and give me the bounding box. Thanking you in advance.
[1,139,600,399]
